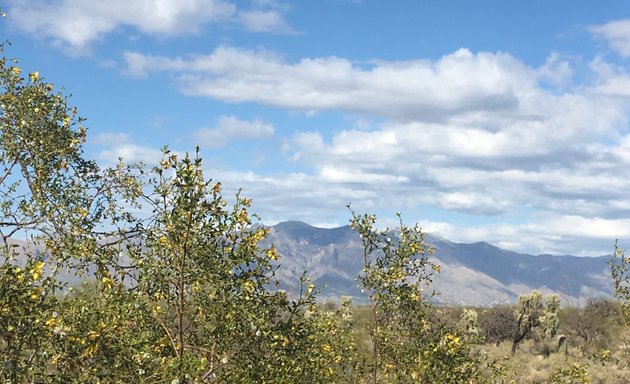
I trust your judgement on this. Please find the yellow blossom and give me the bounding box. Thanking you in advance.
[266,247,279,260]
[31,261,45,281]
[238,208,249,223]
[244,280,256,294]
[45,317,58,328]
[15,268,25,283]
[157,235,169,247]
[87,330,100,340]
[30,287,42,301]
[101,276,114,290]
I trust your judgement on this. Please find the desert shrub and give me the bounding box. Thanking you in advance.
[348,210,500,383]
[610,242,630,325]
[559,298,624,354]
[548,363,590,384]
[479,304,516,346]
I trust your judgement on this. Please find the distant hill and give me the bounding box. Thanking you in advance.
[6,221,613,306]
[263,221,613,306]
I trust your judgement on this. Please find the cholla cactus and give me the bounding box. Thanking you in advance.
[511,291,560,355]
[460,308,479,337]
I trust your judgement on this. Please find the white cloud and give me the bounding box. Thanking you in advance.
[589,19,630,57]
[91,133,164,164]
[193,115,275,148]
[319,165,408,184]
[8,0,289,53]
[114,44,630,255]
[589,57,630,98]
[124,46,537,120]
[237,10,291,33]
[87,128,630,256]
[537,52,573,88]
[121,45,630,232]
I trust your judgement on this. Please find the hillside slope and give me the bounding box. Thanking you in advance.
[264,221,612,306]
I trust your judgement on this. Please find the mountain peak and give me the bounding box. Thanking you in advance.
[272,220,315,230]
[265,221,613,306]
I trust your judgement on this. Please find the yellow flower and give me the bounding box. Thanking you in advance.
[45,313,62,332]
[238,208,249,223]
[101,276,114,290]
[29,71,39,82]
[87,330,100,340]
[30,287,42,301]
[157,235,169,247]
[244,280,256,294]
[50,354,61,365]
[31,261,45,281]
[266,247,279,260]
[15,268,25,283]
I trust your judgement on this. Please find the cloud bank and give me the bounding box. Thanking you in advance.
[116,36,630,255]
[8,0,291,53]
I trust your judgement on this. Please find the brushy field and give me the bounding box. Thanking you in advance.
[478,336,630,383]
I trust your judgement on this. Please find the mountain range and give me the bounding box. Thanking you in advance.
[263,221,614,307]
[6,221,614,307]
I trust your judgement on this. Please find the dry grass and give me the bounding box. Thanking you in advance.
[478,328,630,383]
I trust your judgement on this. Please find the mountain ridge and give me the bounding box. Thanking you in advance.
[264,220,613,306]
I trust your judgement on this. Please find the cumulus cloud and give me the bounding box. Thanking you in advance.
[238,10,292,33]
[122,45,630,231]
[8,0,290,53]
[97,31,630,254]
[87,125,630,256]
[193,115,275,148]
[589,19,630,57]
[124,46,539,120]
[589,57,630,98]
[91,133,164,165]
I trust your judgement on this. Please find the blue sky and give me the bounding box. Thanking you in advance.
[4,0,630,256]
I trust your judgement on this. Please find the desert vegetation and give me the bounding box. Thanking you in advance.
[1,29,629,383]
